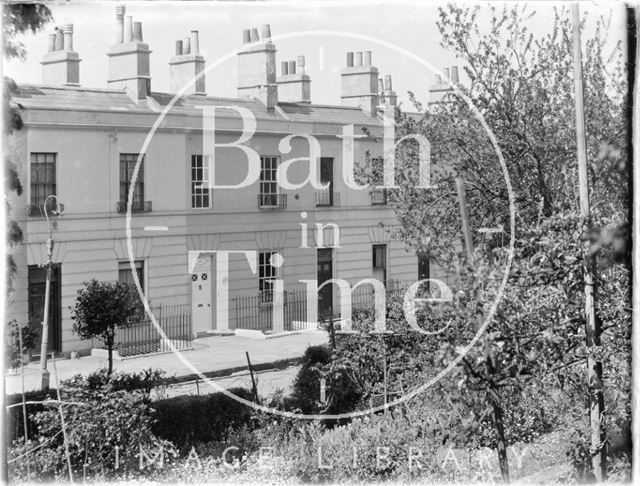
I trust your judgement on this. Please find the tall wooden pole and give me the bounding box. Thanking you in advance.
[19,327,31,479]
[246,352,259,404]
[456,177,509,482]
[571,4,606,481]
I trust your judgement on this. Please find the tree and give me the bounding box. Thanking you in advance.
[388,4,627,264]
[71,280,143,375]
[3,4,53,61]
[375,4,630,481]
[4,2,52,331]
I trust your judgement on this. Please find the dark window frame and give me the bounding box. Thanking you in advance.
[118,260,145,293]
[119,153,144,210]
[30,152,57,212]
[191,154,211,209]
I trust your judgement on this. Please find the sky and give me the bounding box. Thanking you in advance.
[3,1,628,108]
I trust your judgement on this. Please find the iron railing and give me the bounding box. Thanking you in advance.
[91,304,191,357]
[258,193,287,209]
[316,188,339,207]
[231,275,459,333]
[116,200,152,213]
[233,290,307,333]
[370,189,387,205]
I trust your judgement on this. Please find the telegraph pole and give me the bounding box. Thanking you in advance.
[571,4,606,481]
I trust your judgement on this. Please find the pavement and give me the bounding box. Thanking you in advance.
[154,366,299,400]
[5,331,329,395]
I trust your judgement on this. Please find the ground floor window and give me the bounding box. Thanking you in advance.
[259,251,279,302]
[118,260,145,292]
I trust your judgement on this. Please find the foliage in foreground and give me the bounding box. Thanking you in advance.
[8,371,175,482]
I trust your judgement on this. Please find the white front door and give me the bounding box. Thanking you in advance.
[191,255,212,335]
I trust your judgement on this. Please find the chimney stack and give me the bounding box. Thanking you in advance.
[383,74,397,107]
[277,54,311,103]
[107,5,152,101]
[429,65,460,105]
[169,30,206,95]
[237,24,278,109]
[41,24,81,85]
[341,50,379,116]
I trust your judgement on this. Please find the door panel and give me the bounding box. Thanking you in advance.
[191,255,213,335]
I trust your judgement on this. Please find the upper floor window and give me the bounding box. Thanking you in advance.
[370,157,387,205]
[191,155,211,209]
[258,156,286,208]
[118,260,145,293]
[30,152,56,215]
[118,153,147,212]
[316,157,335,207]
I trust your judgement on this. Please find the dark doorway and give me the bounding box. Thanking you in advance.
[372,244,387,285]
[28,265,62,356]
[418,252,430,293]
[317,248,333,319]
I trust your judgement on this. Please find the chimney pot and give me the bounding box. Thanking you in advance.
[190,31,199,54]
[288,60,296,75]
[443,67,450,81]
[378,78,384,94]
[346,52,354,67]
[54,28,64,51]
[182,37,190,54]
[435,74,442,84]
[355,51,363,67]
[175,40,183,55]
[262,24,271,40]
[384,74,392,90]
[115,5,125,43]
[124,16,133,43]
[297,55,305,74]
[62,24,73,51]
[133,21,143,42]
[281,61,288,75]
[364,51,372,66]
[242,29,251,43]
[47,33,56,52]
[250,28,259,42]
[451,66,459,83]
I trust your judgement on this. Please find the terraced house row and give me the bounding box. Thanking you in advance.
[8,6,451,357]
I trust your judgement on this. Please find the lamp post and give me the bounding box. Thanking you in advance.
[39,195,64,390]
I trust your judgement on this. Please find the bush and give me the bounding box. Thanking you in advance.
[8,375,175,482]
[151,387,254,451]
[6,320,37,370]
[85,367,166,394]
[288,345,332,414]
[5,388,57,443]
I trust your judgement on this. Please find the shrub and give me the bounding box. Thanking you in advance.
[151,387,254,451]
[6,320,37,370]
[289,345,332,414]
[5,388,57,443]
[85,367,166,394]
[8,375,175,482]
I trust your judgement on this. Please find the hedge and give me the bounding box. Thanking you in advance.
[151,387,255,450]
[6,388,58,443]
